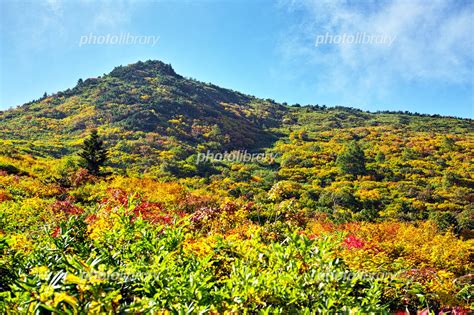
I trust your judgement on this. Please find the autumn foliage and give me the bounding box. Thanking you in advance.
[0,61,472,313]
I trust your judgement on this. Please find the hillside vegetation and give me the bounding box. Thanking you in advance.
[0,60,473,313]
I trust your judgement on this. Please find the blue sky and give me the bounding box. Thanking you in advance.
[1,0,473,118]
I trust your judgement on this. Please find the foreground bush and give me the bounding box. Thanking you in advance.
[1,203,471,314]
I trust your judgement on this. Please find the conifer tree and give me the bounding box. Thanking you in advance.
[78,130,108,176]
[336,141,366,176]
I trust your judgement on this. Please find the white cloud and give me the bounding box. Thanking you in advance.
[11,0,135,51]
[45,0,63,17]
[88,1,132,30]
[278,0,474,105]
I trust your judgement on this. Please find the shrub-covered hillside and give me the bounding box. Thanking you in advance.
[0,60,472,313]
[0,60,286,171]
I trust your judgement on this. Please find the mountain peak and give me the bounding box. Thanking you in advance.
[108,60,179,81]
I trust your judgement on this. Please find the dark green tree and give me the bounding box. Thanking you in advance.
[336,141,366,176]
[79,130,108,176]
[429,211,459,233]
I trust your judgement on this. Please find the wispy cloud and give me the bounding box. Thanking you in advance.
[278,0,474,106]
[8,0,135,52]
[45,0,63,17]
[87,1,133,30]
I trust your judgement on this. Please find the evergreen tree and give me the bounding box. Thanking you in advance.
[336,141,366,176]
[78,130,108,176]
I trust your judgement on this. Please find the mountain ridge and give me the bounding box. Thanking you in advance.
[0,59,472,174]
[0,60,287,146]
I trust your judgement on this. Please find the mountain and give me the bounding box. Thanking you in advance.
[1,60,472,172]
[0,60,287,168]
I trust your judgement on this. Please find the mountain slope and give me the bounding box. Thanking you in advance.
[0,59,472,176]
[0,60,286,158]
